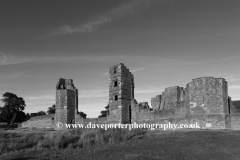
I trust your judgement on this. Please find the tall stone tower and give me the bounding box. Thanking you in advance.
[55,78,78,125]
[108,63,134,124]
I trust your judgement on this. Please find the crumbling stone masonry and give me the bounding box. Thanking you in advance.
[22,114,55,128]
[160,86,185,110]
[22,63,240,130]
[185,77,231,129]
[55,78,78,125]
[107,63,134,124]
[151,95,161,110]
[132,77,232,129]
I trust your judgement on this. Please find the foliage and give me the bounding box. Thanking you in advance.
[78,111,87,119]
[98,104,109,118]
[25,113,31,121]
[47,104,55,114]
[14,111,26,123]
[0,92,26,125]
[31,111,46,117]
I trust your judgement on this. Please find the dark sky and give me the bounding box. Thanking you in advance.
[0,0,240,117]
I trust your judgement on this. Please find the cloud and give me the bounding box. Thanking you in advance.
[0,73,23,81]
[225,76,240,82]
[25,95,55,100]
[78,89,108,98]
[24,95,55,111]
[130,67,145,73]
[49,17,111,36]
[135,86,164,94]
[229,85,240,90]
[46,0,159,37]
[0,53,31,65]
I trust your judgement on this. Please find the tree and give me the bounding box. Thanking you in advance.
[31,111,46,117]
[77,111,87,119]
[98,104,109,118]
[47,104,55,114]
[15,111,26,123]
[25,113,31,121]
[37,111,46,115]
[0,106,5,122]
[0,92,26,126]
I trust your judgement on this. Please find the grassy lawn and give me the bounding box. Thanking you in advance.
[0,128,240,160]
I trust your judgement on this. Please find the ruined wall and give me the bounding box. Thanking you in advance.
[76,115,108,125]
[185,77,229,115]
[108,63,134,124]
[21,62,240,130]
[230,114,240,130]
[136,86,187,126]
[133,77,232,129]
[131,100,187,125]
[55,90,67,124]
[230,101,240,130]
[231,100,240,113]
[22,114,54,128]
[185,77,230,129]
[151,95,161,110]
[22,114,109,128]
[160,86,184,110]
[55,78,78,126]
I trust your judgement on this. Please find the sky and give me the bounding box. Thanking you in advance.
[0,0,240,118]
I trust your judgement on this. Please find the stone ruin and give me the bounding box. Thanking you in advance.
[107,63,134,124]
[55,78,78,124]
[22,63,240,130]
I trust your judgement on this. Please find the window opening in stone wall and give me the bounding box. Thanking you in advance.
[114,81,118,87]
[115,95,118,101]
[113,67,117,74]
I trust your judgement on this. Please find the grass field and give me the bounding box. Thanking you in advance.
[0,128,240,160]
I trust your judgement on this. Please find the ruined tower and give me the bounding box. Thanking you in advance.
[108,63,134,124]
[185,77,231,129]
[55,78,78,125]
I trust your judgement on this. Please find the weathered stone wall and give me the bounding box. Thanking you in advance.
[184,77,231,129]
[29,114,54,121]
[108,63,134,124]
[132,77,233,130]
[131,102,187,123]
[55,78,78,126]
[185,77,229,115]
[151,95,161,110]
[160,86,184,110]
[105,107,122,123]
[76,116,108,125]
[21,63,240,130]
[232,100,240,113]
[55,90,67,124]
[230,101,240,129]
[22,114,109,128]
[22,114,54,128]
[67,90,77,123]
[230,113,240,130]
